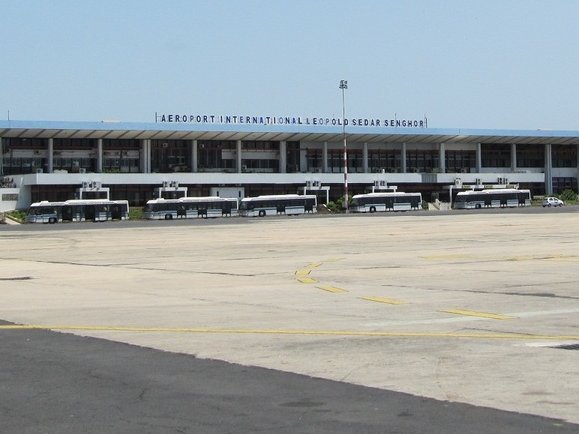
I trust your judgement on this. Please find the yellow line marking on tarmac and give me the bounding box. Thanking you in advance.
[549,257,579,262]
[361,296,405,305]
[315,284,347,293]
[441,309,515,320]
[295,262,323,277]
[295,262,326,284]
[1,324,578,341]
[323,257,344,263]
[297,276,318,284]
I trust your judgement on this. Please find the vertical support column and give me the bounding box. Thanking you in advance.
[299,147,307,172]
[511,143,517,172]
[47,138,54,173]
[362,142,369,173]
[147,139,152,173]
[140,139,146,173]
[439,142,446,173]
[279,141,287,173]
[544,143,553,195]
[476,143,482,173]
[191,140,198,173]
[141,139,151,174]
[97,138,103,173]
[322,142,328,173]
[236,140,242,173]
[401,143,407,173]
[149,139,153,173]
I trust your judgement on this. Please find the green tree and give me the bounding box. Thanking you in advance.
[559,189,577,202]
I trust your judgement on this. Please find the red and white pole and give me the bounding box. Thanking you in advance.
[339,80,348,212]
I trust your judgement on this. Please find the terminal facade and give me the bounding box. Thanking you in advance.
[1,119,579,210]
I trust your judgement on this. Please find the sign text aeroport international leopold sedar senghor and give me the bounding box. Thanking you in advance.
[155,113,428,128]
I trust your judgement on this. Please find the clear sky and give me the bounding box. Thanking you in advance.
[1,0,578,130]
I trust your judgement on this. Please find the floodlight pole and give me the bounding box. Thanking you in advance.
[339,80,348,212]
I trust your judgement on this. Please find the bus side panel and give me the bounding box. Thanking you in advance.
[285,206,305,215]
[206,209,223,218]
[393,202,412,211]
[370,203,388,212]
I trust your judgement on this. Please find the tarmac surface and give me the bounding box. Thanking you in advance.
[1,209,579,432]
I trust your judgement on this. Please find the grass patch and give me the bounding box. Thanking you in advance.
[128,207,144,220]
[6,210,26,223]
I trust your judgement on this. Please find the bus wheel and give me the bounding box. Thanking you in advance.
[165,214,173,220]
[369,206,376,213]
[258,210,266,217]
[475,204,482,209]
[49,217,57,224]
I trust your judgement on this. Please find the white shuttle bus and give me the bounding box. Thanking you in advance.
[453,188,532,209]
[143,196,238,220]
[350,192,423,213]
[239,194,317,217]
[26,199,129,223]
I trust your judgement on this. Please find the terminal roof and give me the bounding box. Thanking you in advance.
[1,120,579,145]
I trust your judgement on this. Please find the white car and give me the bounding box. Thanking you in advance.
[542,197,564,207]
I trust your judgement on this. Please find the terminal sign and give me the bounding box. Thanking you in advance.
[155,113,428,128]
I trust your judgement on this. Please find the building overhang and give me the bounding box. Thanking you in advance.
[2,120,579,145]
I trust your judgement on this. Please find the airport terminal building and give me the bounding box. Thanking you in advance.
[1,118,579,210]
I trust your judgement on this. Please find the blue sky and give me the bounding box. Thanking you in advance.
[1,0,578,130]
